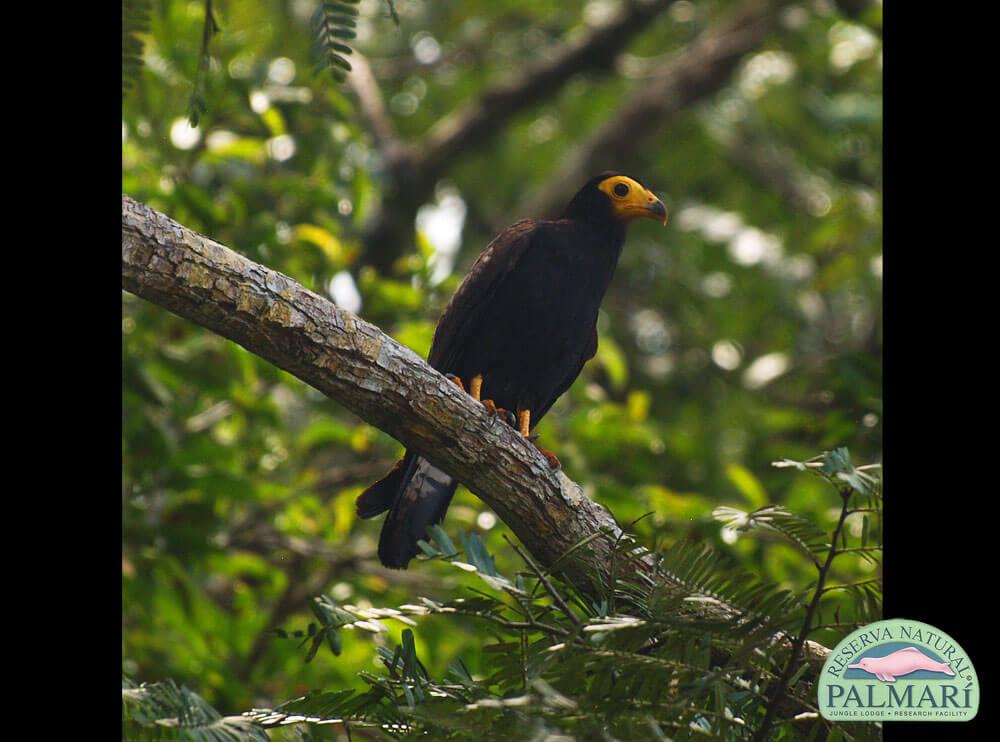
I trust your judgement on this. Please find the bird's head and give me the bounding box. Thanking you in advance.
[561,172,668,226]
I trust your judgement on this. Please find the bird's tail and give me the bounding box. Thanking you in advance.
[356,451,458,569]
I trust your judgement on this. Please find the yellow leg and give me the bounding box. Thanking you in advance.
[518,408,559,469]
[465,374,508,420]
[518,409,531,438]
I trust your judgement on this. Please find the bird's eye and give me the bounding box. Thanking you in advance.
[613,183,630,198]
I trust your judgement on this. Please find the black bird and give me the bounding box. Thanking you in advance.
[357,172,668,568]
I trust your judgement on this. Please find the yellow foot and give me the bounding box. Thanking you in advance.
[517,409,559,469]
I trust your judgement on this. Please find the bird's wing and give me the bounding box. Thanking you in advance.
[428,219,540,371]
[533,325,598,423]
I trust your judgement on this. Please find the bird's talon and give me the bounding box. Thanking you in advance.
[482,399,499,417]
[501,410,517,427]
[445,374,464,391]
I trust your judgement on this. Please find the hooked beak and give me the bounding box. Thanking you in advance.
[646,197,668,225]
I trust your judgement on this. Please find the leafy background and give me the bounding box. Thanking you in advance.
[122,0,881,736]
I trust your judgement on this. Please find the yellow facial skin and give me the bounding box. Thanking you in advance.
[597,175,669,225]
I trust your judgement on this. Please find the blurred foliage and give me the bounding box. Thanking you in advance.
[123,0,153,97]
[125,451,882,740]
[123,0,881,737]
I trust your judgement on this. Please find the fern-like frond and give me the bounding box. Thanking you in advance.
[774,448,882,499]
[246,686,403,729]
[122,676,269,741]
[622,542,804,645]
[714,504,829,566]
[312,1,361,83]
[187,0,220,127]
[122,0,151,98]
[129,449,881,742]
[384,0,400,25]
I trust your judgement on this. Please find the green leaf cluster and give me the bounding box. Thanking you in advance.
[127,455,878,740]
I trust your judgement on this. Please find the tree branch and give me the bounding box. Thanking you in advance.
[359,0,678,272]
[753,486,853,741]
[122,194,830,671]
[520,0,780,219]
[347,51,410,167]
[418,0,677,178]
[725,122,822,215]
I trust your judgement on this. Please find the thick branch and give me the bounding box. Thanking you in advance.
[521,0,780,218]
[122,195,829,672]
[123,194,642,592]
[419,0,676,178]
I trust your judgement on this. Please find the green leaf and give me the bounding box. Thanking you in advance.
[426,525,459,558]
[724,463,768,508]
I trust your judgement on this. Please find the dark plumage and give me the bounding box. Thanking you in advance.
[357,172,667,568]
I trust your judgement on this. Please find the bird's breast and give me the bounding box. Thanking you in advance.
[533,240,618,318]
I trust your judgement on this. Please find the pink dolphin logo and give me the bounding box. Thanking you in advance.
[848,647,955,682]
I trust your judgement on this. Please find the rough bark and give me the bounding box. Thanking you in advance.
[122,194,829,671]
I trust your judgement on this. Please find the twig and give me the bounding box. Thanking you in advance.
[347,51,407,161]
[503,534,582,628]
[752,485,853,740]
[187,0,220,126]
[836,547,883,555]
[520,0,781,219]
[820,577,882,593]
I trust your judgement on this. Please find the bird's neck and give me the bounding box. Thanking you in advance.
[598,220,626,247]
[551,219,625,275]
[559,214,625,247]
